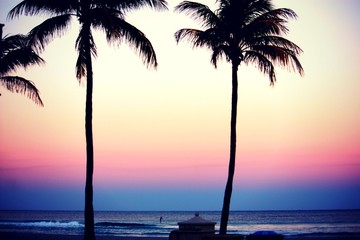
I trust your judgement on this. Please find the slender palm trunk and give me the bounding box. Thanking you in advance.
[0,24,4,38]
[219,62,238,235]
[0,24,4,52]
[84,31,96,240]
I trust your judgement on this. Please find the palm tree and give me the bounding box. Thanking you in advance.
[174,0,303,234]
[8,1,167,239]
[0,23,44,106]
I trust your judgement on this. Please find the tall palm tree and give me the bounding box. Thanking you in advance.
[174,0,303,234]
[0,23,44,106]
[8,1,167,239]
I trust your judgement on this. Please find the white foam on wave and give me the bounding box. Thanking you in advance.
[2,221,84,228]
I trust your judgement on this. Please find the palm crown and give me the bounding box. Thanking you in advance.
[8,0,167,81]
[0,28,44,106]
[175,0,304,83]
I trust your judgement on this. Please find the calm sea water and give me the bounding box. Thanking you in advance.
[0,210,359,237]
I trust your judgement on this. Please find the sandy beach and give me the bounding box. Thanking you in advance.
[1,232,360,240]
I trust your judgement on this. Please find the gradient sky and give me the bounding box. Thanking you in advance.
[1,0,360,211]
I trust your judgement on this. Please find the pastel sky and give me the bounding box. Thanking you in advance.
[1,0,360,211]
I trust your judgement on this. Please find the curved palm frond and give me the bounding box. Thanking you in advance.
[0,76,44,106]
[7,0,76,18]
[0,34,45,75]
[245,0,274,17]
[250,44,304,76]
[75,42,87,80]
[0,46,45,74]
[1,34,26,52]
[211,44,230,68]
[264,7,298,20]
[107,0,168,12]
[75,26,97,80]
[253,35,302,53]
[175,1,218,28]
[27,14,72,52]
[87,7,124,35]
[244,50,276,84]
[244,8,297,37]
[217,0,272,29]
[1,32,45,106]
[106,17,158,69]
[175,28,209,47]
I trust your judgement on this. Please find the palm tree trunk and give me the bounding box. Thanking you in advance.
[0,23,4,38]
[0,24,4,51]
[84,33,96,240]
[219,62,238,235]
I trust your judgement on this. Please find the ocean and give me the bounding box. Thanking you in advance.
[0,210,359,237]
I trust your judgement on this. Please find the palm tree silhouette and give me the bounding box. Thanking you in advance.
[0,23,44,106]
[8,1,167,239]
[174,0,304,234]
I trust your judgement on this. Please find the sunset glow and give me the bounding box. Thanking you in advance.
[1,0,360,211]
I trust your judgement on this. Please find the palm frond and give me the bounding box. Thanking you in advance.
[242,0,273,22]
[107,17,158,69]
[7,0,76,19]
[106,0,168,13]
[253,35,303,55]
[175,28,218,49]
[266,7,298,20]
[75,27,97,80]
[210,44,229,68]
[75,48,87,81]
[1,34,26,51]
[175,28,201,45]
[244,50,276,85]
[0,75,43,106]
[0,34,45,76]
[0,47,44,75]
[216,0,272,30]
[245,8,297,37]
[174,1,219,28]
[87,7,124,33]
[27,14,72,52]
[249,44,304,76]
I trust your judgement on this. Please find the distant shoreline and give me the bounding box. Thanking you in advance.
[1,232,167,240]
[1,232,360,240]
